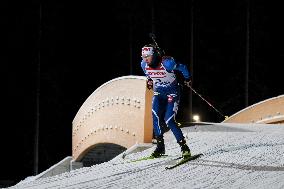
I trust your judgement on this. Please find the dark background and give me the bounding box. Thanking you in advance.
[1,0,283,186]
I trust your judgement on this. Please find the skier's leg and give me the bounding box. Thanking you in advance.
[159,101,170,134]
[164,94,191,157]
[152,101,168,144]
[164,94,184,141]
[151,95,165,157]
[152,95,163,137]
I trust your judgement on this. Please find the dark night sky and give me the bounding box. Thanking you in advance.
[1,0,284,186]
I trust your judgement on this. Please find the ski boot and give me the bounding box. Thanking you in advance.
[178,139,191,158]
[151,135,165,158]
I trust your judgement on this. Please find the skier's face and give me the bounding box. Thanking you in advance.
[141,46,154,65]
[142,55,153,65]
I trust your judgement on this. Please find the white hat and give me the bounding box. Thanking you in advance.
[141,46,154,57]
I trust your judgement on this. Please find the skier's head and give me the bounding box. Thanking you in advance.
[141,44,161,68]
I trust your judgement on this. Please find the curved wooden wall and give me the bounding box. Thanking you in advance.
[222,95,284,124]
[72,76,153,161]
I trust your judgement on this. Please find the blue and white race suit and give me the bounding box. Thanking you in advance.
[141,56,191,142]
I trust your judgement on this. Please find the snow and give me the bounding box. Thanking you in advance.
[6,123,284,189]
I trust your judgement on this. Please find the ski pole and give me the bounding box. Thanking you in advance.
[149,33,159,48]
[148,33,228,120]
[149,33,165,56]
[187,85,228,119]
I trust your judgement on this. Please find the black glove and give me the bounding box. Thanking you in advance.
[147,78,153,89]
[184,78,192,87]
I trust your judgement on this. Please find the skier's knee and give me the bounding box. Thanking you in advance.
[165,117,175,126]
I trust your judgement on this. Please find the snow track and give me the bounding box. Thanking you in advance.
[8,123,284,189]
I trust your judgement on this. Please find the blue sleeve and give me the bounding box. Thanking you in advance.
[163,57,191,79]
[175,63,191,79]
[140,60,147,75]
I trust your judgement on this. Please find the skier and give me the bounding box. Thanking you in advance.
[140,43,192,158]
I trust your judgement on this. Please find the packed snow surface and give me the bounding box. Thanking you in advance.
[7,123,284,189]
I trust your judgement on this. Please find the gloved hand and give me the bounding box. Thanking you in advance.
[147,78,153,89]
[184,78,192,87]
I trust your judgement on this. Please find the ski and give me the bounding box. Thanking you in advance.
[112,154,172,165]
[130,154,169,163]
[165,153,203,170]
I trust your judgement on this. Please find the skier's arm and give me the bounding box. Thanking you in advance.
[141,61,153,89]
[140,61,147,75]
[174,63,191,80]
[163,57,192,87]
[163,57,191,80]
